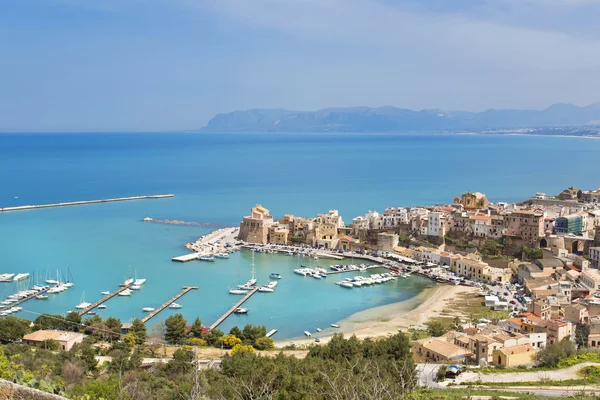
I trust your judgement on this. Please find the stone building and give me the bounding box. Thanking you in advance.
[315,210,344,249]
[238,204,274,244]
[23,330,84,351]
[377,232,399,252]
[454,192,489,210]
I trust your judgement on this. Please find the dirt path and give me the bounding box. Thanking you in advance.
[454,362,600,384]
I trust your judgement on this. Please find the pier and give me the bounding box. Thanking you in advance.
[141,286,198,324]
[78,284,132,316]
[0,285,55,311]
[209,287,259,330]
[0,194,174,213]
[172,253,201,262]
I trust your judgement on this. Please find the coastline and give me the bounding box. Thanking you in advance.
[275,284,477,347]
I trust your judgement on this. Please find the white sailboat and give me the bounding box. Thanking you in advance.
[241,251,257,287]
[75,291,91,309]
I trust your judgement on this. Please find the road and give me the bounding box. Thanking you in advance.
[454,362,600,384]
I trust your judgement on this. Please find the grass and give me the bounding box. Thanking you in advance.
[421,388,546,399]
[426,292,510,327]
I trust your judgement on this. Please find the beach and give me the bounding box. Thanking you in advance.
[276,284,477,347]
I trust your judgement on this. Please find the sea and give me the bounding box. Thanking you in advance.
[1,132,599,340]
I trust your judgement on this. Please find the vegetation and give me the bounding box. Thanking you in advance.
[521,246,544,261]
[536,338,577,367]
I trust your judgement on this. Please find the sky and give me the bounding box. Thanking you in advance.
[1,0,600,131]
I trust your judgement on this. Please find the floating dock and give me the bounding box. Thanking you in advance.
[78,284,132,316]
[141,286,198,324]
[172,253,201,262]
[0,285,56,311]
[209,287,259,330]
[0,194,174,213]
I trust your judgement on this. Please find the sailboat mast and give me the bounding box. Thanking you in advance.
[251,251,256,280]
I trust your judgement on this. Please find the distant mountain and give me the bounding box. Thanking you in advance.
[201,103,600,132]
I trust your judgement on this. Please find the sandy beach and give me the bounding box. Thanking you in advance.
[275,284,477,347]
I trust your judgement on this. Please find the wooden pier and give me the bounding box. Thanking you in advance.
[0,285,56,311]
[209,287,259,330]
[0,194,174,213]
[78,284,132,316]
[141,286,198,324]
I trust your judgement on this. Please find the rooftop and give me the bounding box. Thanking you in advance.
[498,343,536,356]
[23,330,84,343]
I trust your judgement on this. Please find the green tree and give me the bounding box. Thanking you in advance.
[65,311,82,330]
[130,318,147,344]
[104,317,122,341]
[205,329,224,346]
[43,339,59,350]
[0,316,30,343]
[253,336,274,350]
[190,317,203,338]
[218,334,242,349]
[537,338,577,366]
[34,314,67,331]
[165,314,187,344]
[229,326,243,340]
[426,321,447,337]
[167,348,194,374]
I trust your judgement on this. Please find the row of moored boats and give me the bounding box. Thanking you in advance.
[336,273,398,288]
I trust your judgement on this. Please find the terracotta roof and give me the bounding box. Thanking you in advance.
[470,215,490,221]
[505,318,523,327]
[415,338,471,358]
[23,330,83,343]
[498,343,536,356]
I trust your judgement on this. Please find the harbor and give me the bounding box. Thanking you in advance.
[77,284,133,316]
[0,194,174,212]
[172,227,240,262]
[209,287,259,330]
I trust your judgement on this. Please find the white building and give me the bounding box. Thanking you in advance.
[428,212,443,237]
[382,207,408,227]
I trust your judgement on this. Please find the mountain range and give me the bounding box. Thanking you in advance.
[202,103,600,133]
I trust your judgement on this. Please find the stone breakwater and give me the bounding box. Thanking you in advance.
[0,194,174,212]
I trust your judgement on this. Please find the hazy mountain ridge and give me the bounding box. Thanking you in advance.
[202,103,600,132]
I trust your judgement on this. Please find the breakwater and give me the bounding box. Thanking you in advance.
[0,194,174,212]
[143,218,231,229]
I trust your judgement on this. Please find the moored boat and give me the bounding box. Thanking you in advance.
[169,303,182,309]
[269,273,282,279]
[142,307,155,312]
[233,307,248,314]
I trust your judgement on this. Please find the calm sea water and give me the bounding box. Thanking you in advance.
[1,132,599,339]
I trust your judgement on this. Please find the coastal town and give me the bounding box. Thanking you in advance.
[227,186,600,372]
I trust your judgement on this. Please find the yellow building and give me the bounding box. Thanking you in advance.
[492,344,536,367]
[238,204,274,244]
[454,192,489,210]
[412,337,472,363]
[268,226,289,245]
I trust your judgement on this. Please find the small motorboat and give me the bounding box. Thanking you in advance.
[258,286,274,292]
[316,328,322,332]
[130,285,141,290]
[86,311,96,315]
[331,324,340,328]
[269,273,282,279]
[35,295,49,300]
[229,288,249,295]
[97,305,107,309]
[198,256,215,262]
[304,331,311,337]
[234,308,248,314]
[142,307,155,312]
[169,303,182,309]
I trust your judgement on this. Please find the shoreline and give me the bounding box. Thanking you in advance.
[275,284,477,347]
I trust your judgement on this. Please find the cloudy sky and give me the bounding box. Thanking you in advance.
[1,0,600,131]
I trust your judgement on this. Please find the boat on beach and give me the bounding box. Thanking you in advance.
[331,324,340,328]
[304,331,311,337]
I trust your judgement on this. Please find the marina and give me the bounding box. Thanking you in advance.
[0,194,174,212]
[0,284,57,315]
[140,286,198,324]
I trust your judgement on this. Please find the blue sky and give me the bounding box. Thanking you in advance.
[1,0,600,131]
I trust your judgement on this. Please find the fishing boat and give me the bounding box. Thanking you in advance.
[169,303,182,309]
[101,291,111,295]
[142,307,155,312]
[233,307,248,314]
[304,331,311,337]
[214,253,230,259]
[75,292,92,309]
[269,273,282,279]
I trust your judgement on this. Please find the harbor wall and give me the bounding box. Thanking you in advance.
[0,194,174,212]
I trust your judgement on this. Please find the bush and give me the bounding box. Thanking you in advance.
[436,366,446,382]
[253,337,274,350]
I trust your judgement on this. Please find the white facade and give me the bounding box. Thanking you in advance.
[527,332,547,349]
[383,207,408,227]
[428,212,442,237]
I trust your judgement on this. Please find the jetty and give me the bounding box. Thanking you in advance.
[141,286,198,324]
[173,227,240,262]
[0,285,56,311]
[0,194,174,213]
[209,287,259,330]
[78,284,132,316]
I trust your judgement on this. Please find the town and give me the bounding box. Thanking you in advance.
[236,186,600,372]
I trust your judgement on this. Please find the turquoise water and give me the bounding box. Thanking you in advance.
[1,132,600,339]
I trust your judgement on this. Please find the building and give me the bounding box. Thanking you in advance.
[580,269,600,291]
[563,304,589,325]
[453,258,511,284]
[557,186,580,201]
[582,189,600,204]
[238,204,274,244]
[377,233,399,252]
[555,215,584,235]
[382,207,408,227]
[588,317,600,349]
[454,192,489,210]
[546,320,573,345]
[590,247,600,269]
[492,344,536,367]
[470,215,491,238]
[268,226,289,245]
[23,330,84,351]
[315,210,344,249]
[412,337,472,363]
